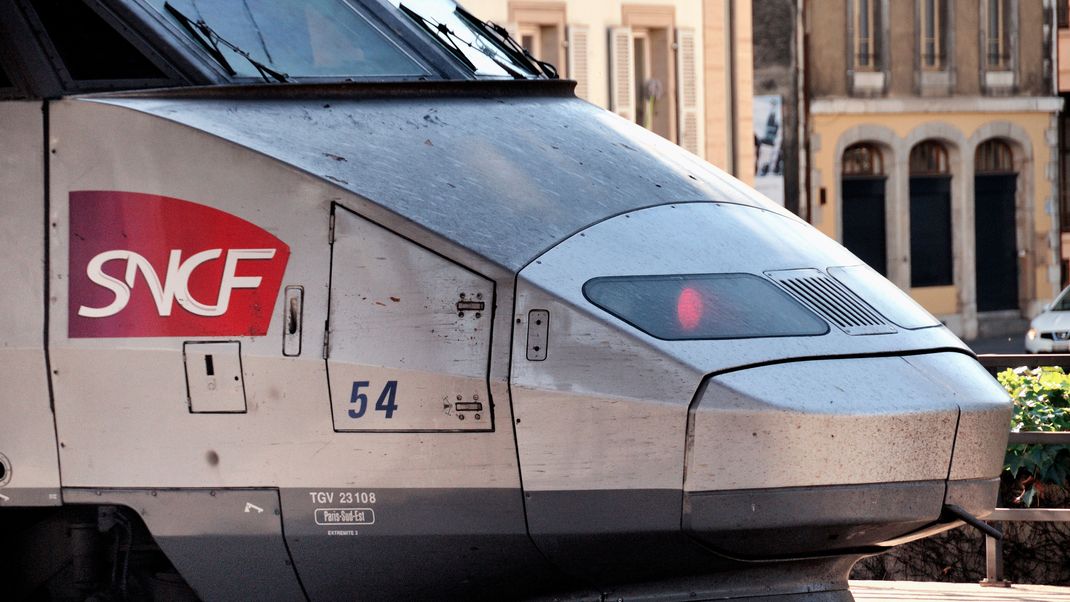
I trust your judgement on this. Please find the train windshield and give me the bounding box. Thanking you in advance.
[390,0,540,78]
[146,0,429,79]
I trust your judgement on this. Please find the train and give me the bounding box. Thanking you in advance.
[0,0,1011,600]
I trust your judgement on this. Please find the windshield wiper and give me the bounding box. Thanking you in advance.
[399,4,476,72]
[457,9,558,79]
[164,2,289,83]
[399,4,527,79]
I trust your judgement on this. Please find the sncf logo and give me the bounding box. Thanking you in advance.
[68,191,290,338]
[78,249,277,318]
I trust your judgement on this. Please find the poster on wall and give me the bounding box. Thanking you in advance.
[753,95,785,206]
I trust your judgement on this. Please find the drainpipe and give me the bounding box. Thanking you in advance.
[724,0,738,176]
[797,0,810,221]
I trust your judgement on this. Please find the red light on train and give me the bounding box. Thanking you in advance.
[677,286,703,330]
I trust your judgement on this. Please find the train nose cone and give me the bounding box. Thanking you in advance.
[511,201,1011,590]
[684,351,1010,557]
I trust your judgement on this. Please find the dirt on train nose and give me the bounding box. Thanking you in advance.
[684,352,1010,558]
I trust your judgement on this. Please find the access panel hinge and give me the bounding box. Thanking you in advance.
[328,212,336,244]
[322,322,331,359]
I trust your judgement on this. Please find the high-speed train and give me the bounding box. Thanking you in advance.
[0,0,1010,600]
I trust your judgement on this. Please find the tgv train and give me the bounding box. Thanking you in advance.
[0,0,1011,600]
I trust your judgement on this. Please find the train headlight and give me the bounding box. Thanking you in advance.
[582,273,829,340]
[1027,327,1038,340]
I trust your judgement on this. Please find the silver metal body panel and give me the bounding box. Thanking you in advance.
[64,488,305,602]
[512,203,970,493]
[0,101,61,506]
[47,99,520,491]
[327,206,493,431]
[86,93,775,271]
[902,352,1013,480]
[690,355,960,491]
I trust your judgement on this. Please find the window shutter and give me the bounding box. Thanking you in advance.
[675,27,699,154]
[566,24,590,100]
[608,26,635,121]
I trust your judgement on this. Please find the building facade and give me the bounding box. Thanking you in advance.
[1058,0,1070,283]
[752,0,802,212]
[462,0,755,182]
[805,0,1062,339]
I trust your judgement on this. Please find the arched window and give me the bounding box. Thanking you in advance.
[909,140,949,175]
[843,143,884,176]
[841,142,888,275]
[975,139,1014,174]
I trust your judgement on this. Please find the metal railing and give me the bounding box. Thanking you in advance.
[974,353,1070,586]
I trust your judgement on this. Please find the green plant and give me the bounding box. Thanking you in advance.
[998,367,1070,507]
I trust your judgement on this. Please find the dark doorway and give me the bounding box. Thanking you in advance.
[843,178,887,275]
[909,141,953,287]
[841,143,887,275]
[975,174,1017,310]
[974,139,1018,312]
[909,176,953,286]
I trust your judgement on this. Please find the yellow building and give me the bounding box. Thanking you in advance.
[461,0,754,182]
[806,0,1062,339]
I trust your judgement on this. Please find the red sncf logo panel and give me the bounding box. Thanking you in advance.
[68,191,290,338]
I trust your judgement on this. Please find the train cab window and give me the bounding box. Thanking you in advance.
[396,0,540,79]
[146,0,429,79]
[28,0,168,83]
[0,65,11,89]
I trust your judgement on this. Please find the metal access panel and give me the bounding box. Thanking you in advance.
[0,102,62,507]
[183,342,247,413]
[327,206,493,431]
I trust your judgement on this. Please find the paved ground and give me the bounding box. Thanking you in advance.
[851,580,1070,601]
[968,334,1027,355]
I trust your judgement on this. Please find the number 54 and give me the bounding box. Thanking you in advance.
[349,380,398,419]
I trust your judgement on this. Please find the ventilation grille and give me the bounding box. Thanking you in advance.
[767,269,896,335]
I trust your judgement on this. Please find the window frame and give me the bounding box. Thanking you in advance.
[916,0,954,73]
[19,0,185,93]
[985,0,1013,70]
[508,1,566,75]
[980,0,1017,93]
[846,0,889,95]
[843,143,885,177]
[976,139,1015,175]
[914,0,954,95]
[909,140,951,176]
[621,4,677,141]
[853,0,880,72]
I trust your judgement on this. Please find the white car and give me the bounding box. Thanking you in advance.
[1026,286,1070,352]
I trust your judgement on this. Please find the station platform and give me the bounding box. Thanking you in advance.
[851,580,1070,601]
